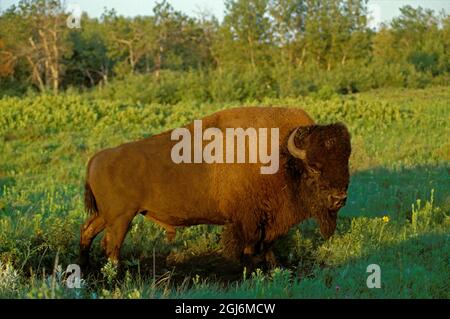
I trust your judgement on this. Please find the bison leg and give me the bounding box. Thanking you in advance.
[264,248,278,268]
[79,214,106,268]
[241,245,263,273]
[244,241,278,270]
[143,213,176,243]
[242,245,254,263]
[243,245,255,255]
[103,213,135,264]
[220,223,245,261]
[243,244,276,271]
[166,228,176,243]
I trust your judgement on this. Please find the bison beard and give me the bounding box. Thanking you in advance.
[79,107,351,270]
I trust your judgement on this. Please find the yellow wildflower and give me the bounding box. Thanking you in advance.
[382,216,390,223]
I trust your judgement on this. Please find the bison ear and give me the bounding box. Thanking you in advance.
[287,126,312,160]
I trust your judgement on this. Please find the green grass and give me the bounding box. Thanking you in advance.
[0,86,449,298]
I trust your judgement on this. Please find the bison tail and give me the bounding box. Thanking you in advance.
[84,182,98,215]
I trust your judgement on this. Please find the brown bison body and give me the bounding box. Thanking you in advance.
[80,107,351,267]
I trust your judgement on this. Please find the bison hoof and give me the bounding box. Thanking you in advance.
[241,250,278,272]
[78,251,89,267]
[264,250,278,268]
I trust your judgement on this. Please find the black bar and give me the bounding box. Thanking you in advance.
[0,299,445,318]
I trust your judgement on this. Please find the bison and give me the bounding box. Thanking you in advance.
[79,107,351,268]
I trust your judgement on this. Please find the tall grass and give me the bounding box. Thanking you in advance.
[0,87,448,298]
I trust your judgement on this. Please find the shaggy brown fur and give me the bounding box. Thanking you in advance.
[79,107,351,268]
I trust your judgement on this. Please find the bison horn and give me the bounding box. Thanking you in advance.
[287,128,307,160]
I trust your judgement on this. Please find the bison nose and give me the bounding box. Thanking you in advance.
[328,193,347,209]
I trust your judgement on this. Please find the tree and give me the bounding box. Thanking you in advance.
[303,0,370,70]
[441,14,450,74]
[376,6,445,76]
[65,14,112,87]
[1,0,71,93]
[0,22,17,78]
[219,0,272,70]
[101,9,155,77]
[269,0,306,69]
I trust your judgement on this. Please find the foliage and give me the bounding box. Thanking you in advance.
[0,1,449,96]
[0,87,448,298]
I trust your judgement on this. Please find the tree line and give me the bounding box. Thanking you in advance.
[0,0,449,101]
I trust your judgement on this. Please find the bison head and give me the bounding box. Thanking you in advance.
[287,123,351,239]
